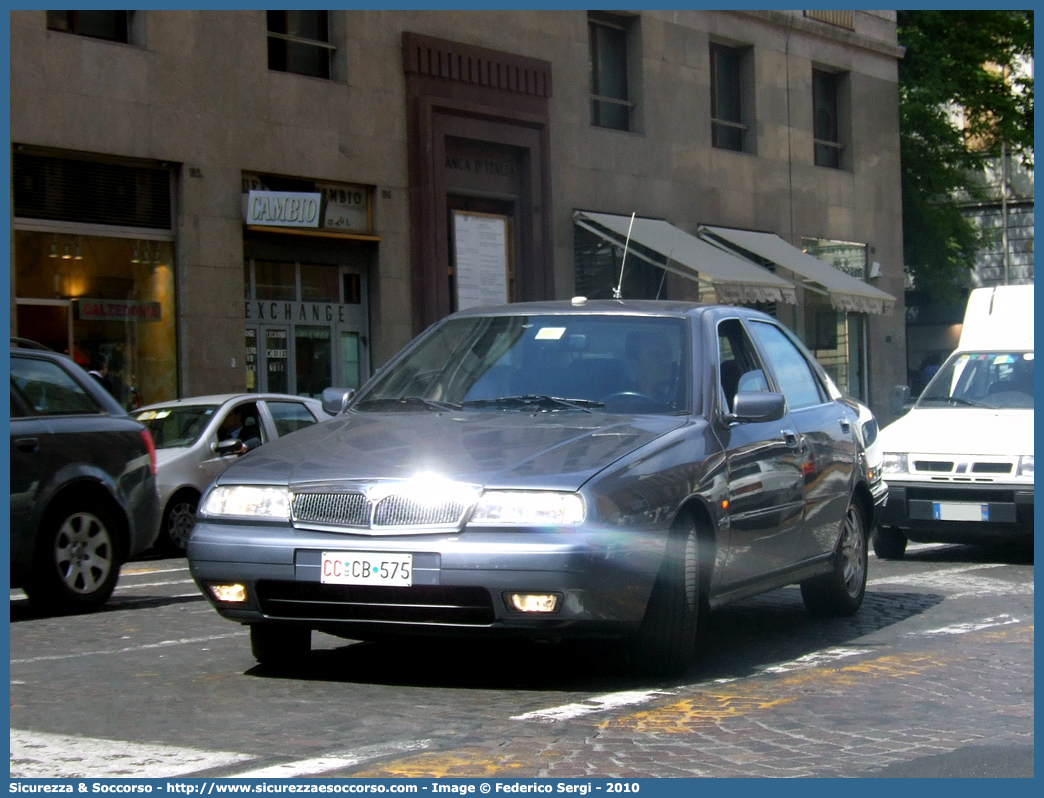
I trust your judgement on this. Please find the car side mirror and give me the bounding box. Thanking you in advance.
[213,438,242,456]
[321,387,356,415]
[889,385,911,416]
[725,391,786,425]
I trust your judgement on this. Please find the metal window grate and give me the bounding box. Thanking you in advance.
[12,152,172,229]
[804,10,855,30]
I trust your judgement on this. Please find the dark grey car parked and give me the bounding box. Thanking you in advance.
[188,301,881,676]
[10,342,161,613]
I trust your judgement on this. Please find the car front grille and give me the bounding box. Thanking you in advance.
[255,581,496,626]
[908,458,1019,482]
[291,490,470,532]
[293,492,371,527]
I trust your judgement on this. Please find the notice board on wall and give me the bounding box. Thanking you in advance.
[452,211,509,310]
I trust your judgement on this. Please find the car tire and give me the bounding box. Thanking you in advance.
[801,499,868,617]
[161,491,199,555]
[250,624,311,671]
[26,502,121,614]
[633,513,700,678]
[871,525,907,560]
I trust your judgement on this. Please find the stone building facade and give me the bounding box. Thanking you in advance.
[9,9,908,420]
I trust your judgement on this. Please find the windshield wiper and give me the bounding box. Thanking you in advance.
[919,396,989,408]
[355,396,461,412]
[461,395,602,412]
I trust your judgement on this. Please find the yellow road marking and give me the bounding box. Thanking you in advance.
[352,750,525,778]
[346,622,1032,776]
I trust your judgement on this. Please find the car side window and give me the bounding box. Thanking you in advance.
[10,356,103,416]
[267,400,319,437]
[748,320,826,410]
[717,318,770,412]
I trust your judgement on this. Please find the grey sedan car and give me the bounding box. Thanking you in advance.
[188,300,880,676]
[133,394,332,553]
[11,342,160,613]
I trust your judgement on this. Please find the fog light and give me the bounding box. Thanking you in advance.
[506,592,560,613]
[208,583,247,603]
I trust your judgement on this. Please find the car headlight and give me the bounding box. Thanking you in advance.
[200,485,290,520]
[469,491,585,526]
[1017,455,1033,479]
[882,453,908,475]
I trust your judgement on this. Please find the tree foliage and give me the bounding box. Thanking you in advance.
[897,10,1034,297]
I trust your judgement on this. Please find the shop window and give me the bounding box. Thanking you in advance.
[801,236,869,400]
[589,13,636,132]
[254,260,296,301]
[710,43,752,153]
[295,326,332,397]
[46,10,130,43]
[812,68,846,169]
[343,273,361,304]
[13,230,178,409]
[300,262,339,302]
[340,332,361,389]
[267,10,332,79]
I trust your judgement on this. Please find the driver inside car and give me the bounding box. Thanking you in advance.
[625,330,676,404]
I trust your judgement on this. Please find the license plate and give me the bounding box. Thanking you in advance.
[933,502,989,522]
[320,552,413,586]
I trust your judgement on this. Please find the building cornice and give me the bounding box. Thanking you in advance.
[733,10,906,60]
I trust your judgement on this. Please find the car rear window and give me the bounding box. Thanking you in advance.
[10,356,104,416]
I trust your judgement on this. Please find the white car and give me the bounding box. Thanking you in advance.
[877,286,1034,558]
[133,394,333,553]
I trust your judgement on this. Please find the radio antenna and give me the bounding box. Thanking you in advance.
[612,212,636,299]
[655,247,674,300]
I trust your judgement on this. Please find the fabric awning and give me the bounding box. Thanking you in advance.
[574,211,797,306]
[699,225,896,315]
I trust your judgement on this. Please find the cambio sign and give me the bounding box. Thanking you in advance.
[247,190,321,228]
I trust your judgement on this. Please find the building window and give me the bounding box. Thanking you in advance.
[589,14,633,131]
[710,43,750,152]
[267,10,332,79]
[46,11,130,43]
[812,68,843,169]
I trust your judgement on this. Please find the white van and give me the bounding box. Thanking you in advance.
[875,285,1034,558]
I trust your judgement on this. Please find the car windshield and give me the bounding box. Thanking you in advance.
[356,314,690,414]
[133,405,218,448]
[918,351,1034,410]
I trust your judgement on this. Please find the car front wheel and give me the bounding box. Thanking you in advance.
[162,491,199,554]
[801,499,868,617]
[27,504,121,614]
[633,513,701,678]
[872,525,907,560]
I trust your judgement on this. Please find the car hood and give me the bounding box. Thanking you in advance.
[214,410,690,491]
[880,407,1034,456]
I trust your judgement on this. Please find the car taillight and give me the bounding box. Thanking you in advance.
[140,428,157,475]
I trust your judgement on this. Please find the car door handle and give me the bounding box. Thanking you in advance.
[782,429,802,449]
[14,437,39,453]
[839,418,852,434]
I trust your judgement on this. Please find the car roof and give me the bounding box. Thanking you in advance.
[135,393,322,411]
[447,299,709,318]
[444,299,784,327]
